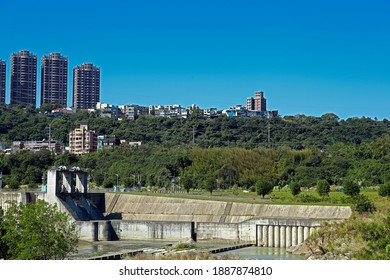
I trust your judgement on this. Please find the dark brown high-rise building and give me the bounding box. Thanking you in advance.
[41,53,68,106]
[73,63,100,109]
[10,50,37,106]
[0,59,5,103]
[247,91,267,112]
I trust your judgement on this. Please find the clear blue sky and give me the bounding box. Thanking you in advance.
[0,0,389,119]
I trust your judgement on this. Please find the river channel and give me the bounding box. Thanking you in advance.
[74,240,306,260]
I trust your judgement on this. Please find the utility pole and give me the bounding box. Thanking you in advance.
[267,112,271,148]
[138,172,142,192]
[192,126,195,146]
[268,121,271,147]
[48,123,52,152]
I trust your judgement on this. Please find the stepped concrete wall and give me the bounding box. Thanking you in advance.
[1,192,353,246]
[106,194,352,223]
[99,194,352,245]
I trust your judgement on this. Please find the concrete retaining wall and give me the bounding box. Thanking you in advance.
[116,221,193,241]
[1,192,352,246]
[196,218,323,245]
[106,194,352,223]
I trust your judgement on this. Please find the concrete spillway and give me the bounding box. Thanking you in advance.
[0,185,352,247]
[105,194,352,223]
[95,194,352,247]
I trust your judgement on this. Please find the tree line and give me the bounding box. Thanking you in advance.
[0,104,389,149]
[0,105,389,194]
[1,135,389,194]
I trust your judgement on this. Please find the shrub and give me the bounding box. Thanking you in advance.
[289,181,302,196]
[378,184,390,197]
[316,179,330,197]
[102,179,114,189]
[343,180,360,197]
[8,178,19,190]
[353,194,376,214]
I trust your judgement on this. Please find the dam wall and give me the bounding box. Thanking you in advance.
[101,194,352,246]
[77,220,194,242]
[105,194,352,223]
[0,188,352,247]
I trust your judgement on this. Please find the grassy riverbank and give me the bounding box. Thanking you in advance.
[107,187,381,207]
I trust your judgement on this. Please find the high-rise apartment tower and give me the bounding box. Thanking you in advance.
[10,50,37,106]
[73,63,100,109]
[41,53,68,106]
[0,59,5,103]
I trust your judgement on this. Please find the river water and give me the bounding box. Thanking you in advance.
[75,240,306,260]
[217,246,307,260]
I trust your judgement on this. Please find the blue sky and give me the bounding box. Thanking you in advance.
[0,0,389,119]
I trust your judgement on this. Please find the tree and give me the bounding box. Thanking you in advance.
[102,179,114,189]
[0,207,9,259]
[290,181,302,196]
[0,200,78,259]
[204,174,217,195]
[343,180,360,196]
[316,179,330,198]
[256,178,274,198]
[8,177,19,190]
[180,172,194,194]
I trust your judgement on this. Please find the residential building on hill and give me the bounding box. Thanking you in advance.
[10,50,37,106]
[0,59,5,103]
[69,124,98,155]
[119,104,149,120]
[247,91,267,112]
[41,52,68,106]
[96,102,120,118]
[97,135,120,151]
[73,63,100,109]
[12,140,61,154]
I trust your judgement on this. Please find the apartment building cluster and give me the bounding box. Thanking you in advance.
[0,91,278,155]
[0,50,100,109]
[68,124,141,155]
[224,91,278,118]
[0,123,139,155]
[40,91,277,121]
[96,91,277,120]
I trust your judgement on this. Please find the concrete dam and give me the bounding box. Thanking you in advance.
[0,167,353,248]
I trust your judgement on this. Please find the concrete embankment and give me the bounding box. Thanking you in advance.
[105,194,352,223]
[1,192,352,246]
[96,194,353,246]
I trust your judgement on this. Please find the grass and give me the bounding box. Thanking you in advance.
[115,187,382,207]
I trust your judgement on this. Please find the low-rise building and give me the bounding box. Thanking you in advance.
[120,140,142,147]
[150,104,186,118]
[51,107,76,116]
[97,135,120,151]
[12,140,61,153]
[119,104,149,120]
[96,102,120,118]
[223,105,248,118]
[203,108,220,118]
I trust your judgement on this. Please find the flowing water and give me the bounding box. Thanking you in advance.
[75,240,306,260]
[217,246,307,260]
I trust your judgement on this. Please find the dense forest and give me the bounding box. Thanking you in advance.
[0,104,389,191]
